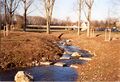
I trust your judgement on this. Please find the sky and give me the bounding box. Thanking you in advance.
[18,0,115,22]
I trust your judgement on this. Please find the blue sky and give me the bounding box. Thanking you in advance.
[18,0,115,22]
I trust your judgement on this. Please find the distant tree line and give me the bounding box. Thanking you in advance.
[0,14,119,30]
[14,15,75,29]
[91,19,118,29]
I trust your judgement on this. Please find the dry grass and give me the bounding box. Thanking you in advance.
[0,31,63,69]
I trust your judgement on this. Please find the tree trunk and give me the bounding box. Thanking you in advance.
[87,21,90,37]
[24,10,27,32]
[105,29,111,41]
[78,17,80,35]
[78,4,81,35]
[87,25,90,37]
[9,0,13,30]
[9,13,13,30]
[4,0,8,25]
[92,29,95,37]
[47,18,50,34]
[105,29,107,41]
[108,29,111,41]
[44,0,55,34]
[87,8,91,37]
[78,0,82,35]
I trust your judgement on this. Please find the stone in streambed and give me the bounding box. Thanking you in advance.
[70,64,78,69]
[40,61,53,65]
[60,54,71,59]
[71,52,81,57]
[79,57,92,61]
[32,60,39,66]
[54,62,67,67]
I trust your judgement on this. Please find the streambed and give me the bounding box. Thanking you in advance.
[0,39,93,81]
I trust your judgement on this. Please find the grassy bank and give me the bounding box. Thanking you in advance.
[0,31,63,70]
[60,31,120,81]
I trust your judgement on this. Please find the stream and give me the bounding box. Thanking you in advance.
[0,40,93,81]
[0,66,77,81]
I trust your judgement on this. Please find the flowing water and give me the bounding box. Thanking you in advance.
[0,66,77,81]
[0,40,93,81]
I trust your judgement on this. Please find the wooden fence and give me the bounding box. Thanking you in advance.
[26,25,78,32]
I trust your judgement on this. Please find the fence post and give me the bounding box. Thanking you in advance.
[105,28,111,41]
[108,29,111,41]
[6,25,9,36]
[93,29,95,37]
[105,29,107,41]
[3,26,6,37]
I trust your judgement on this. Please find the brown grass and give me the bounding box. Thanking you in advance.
[0,31,63,69]
[60,31,120,81]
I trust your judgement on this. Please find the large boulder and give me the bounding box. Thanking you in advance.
[14,71,33,82]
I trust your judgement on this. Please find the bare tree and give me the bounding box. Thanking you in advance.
[21,0,33,31]
[0,0,4,13]
[111,0,120,28]
[65,17,70,30]
[78,0,84,35]
[4,0,21,30]
[42,0,55,34]
[111,0,120,18]
[0,0,4,45]
[4,0,7,25]
[105,9,112,41]
[0,0,4,19]
[84,0,94,37]
[0,0,4,28]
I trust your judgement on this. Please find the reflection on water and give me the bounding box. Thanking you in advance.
[0,66,78,81]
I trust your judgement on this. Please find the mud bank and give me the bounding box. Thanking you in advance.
[0,32,63,70]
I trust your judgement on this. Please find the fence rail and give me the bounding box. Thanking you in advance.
[27,25,78,29]
[26,25,79,32]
